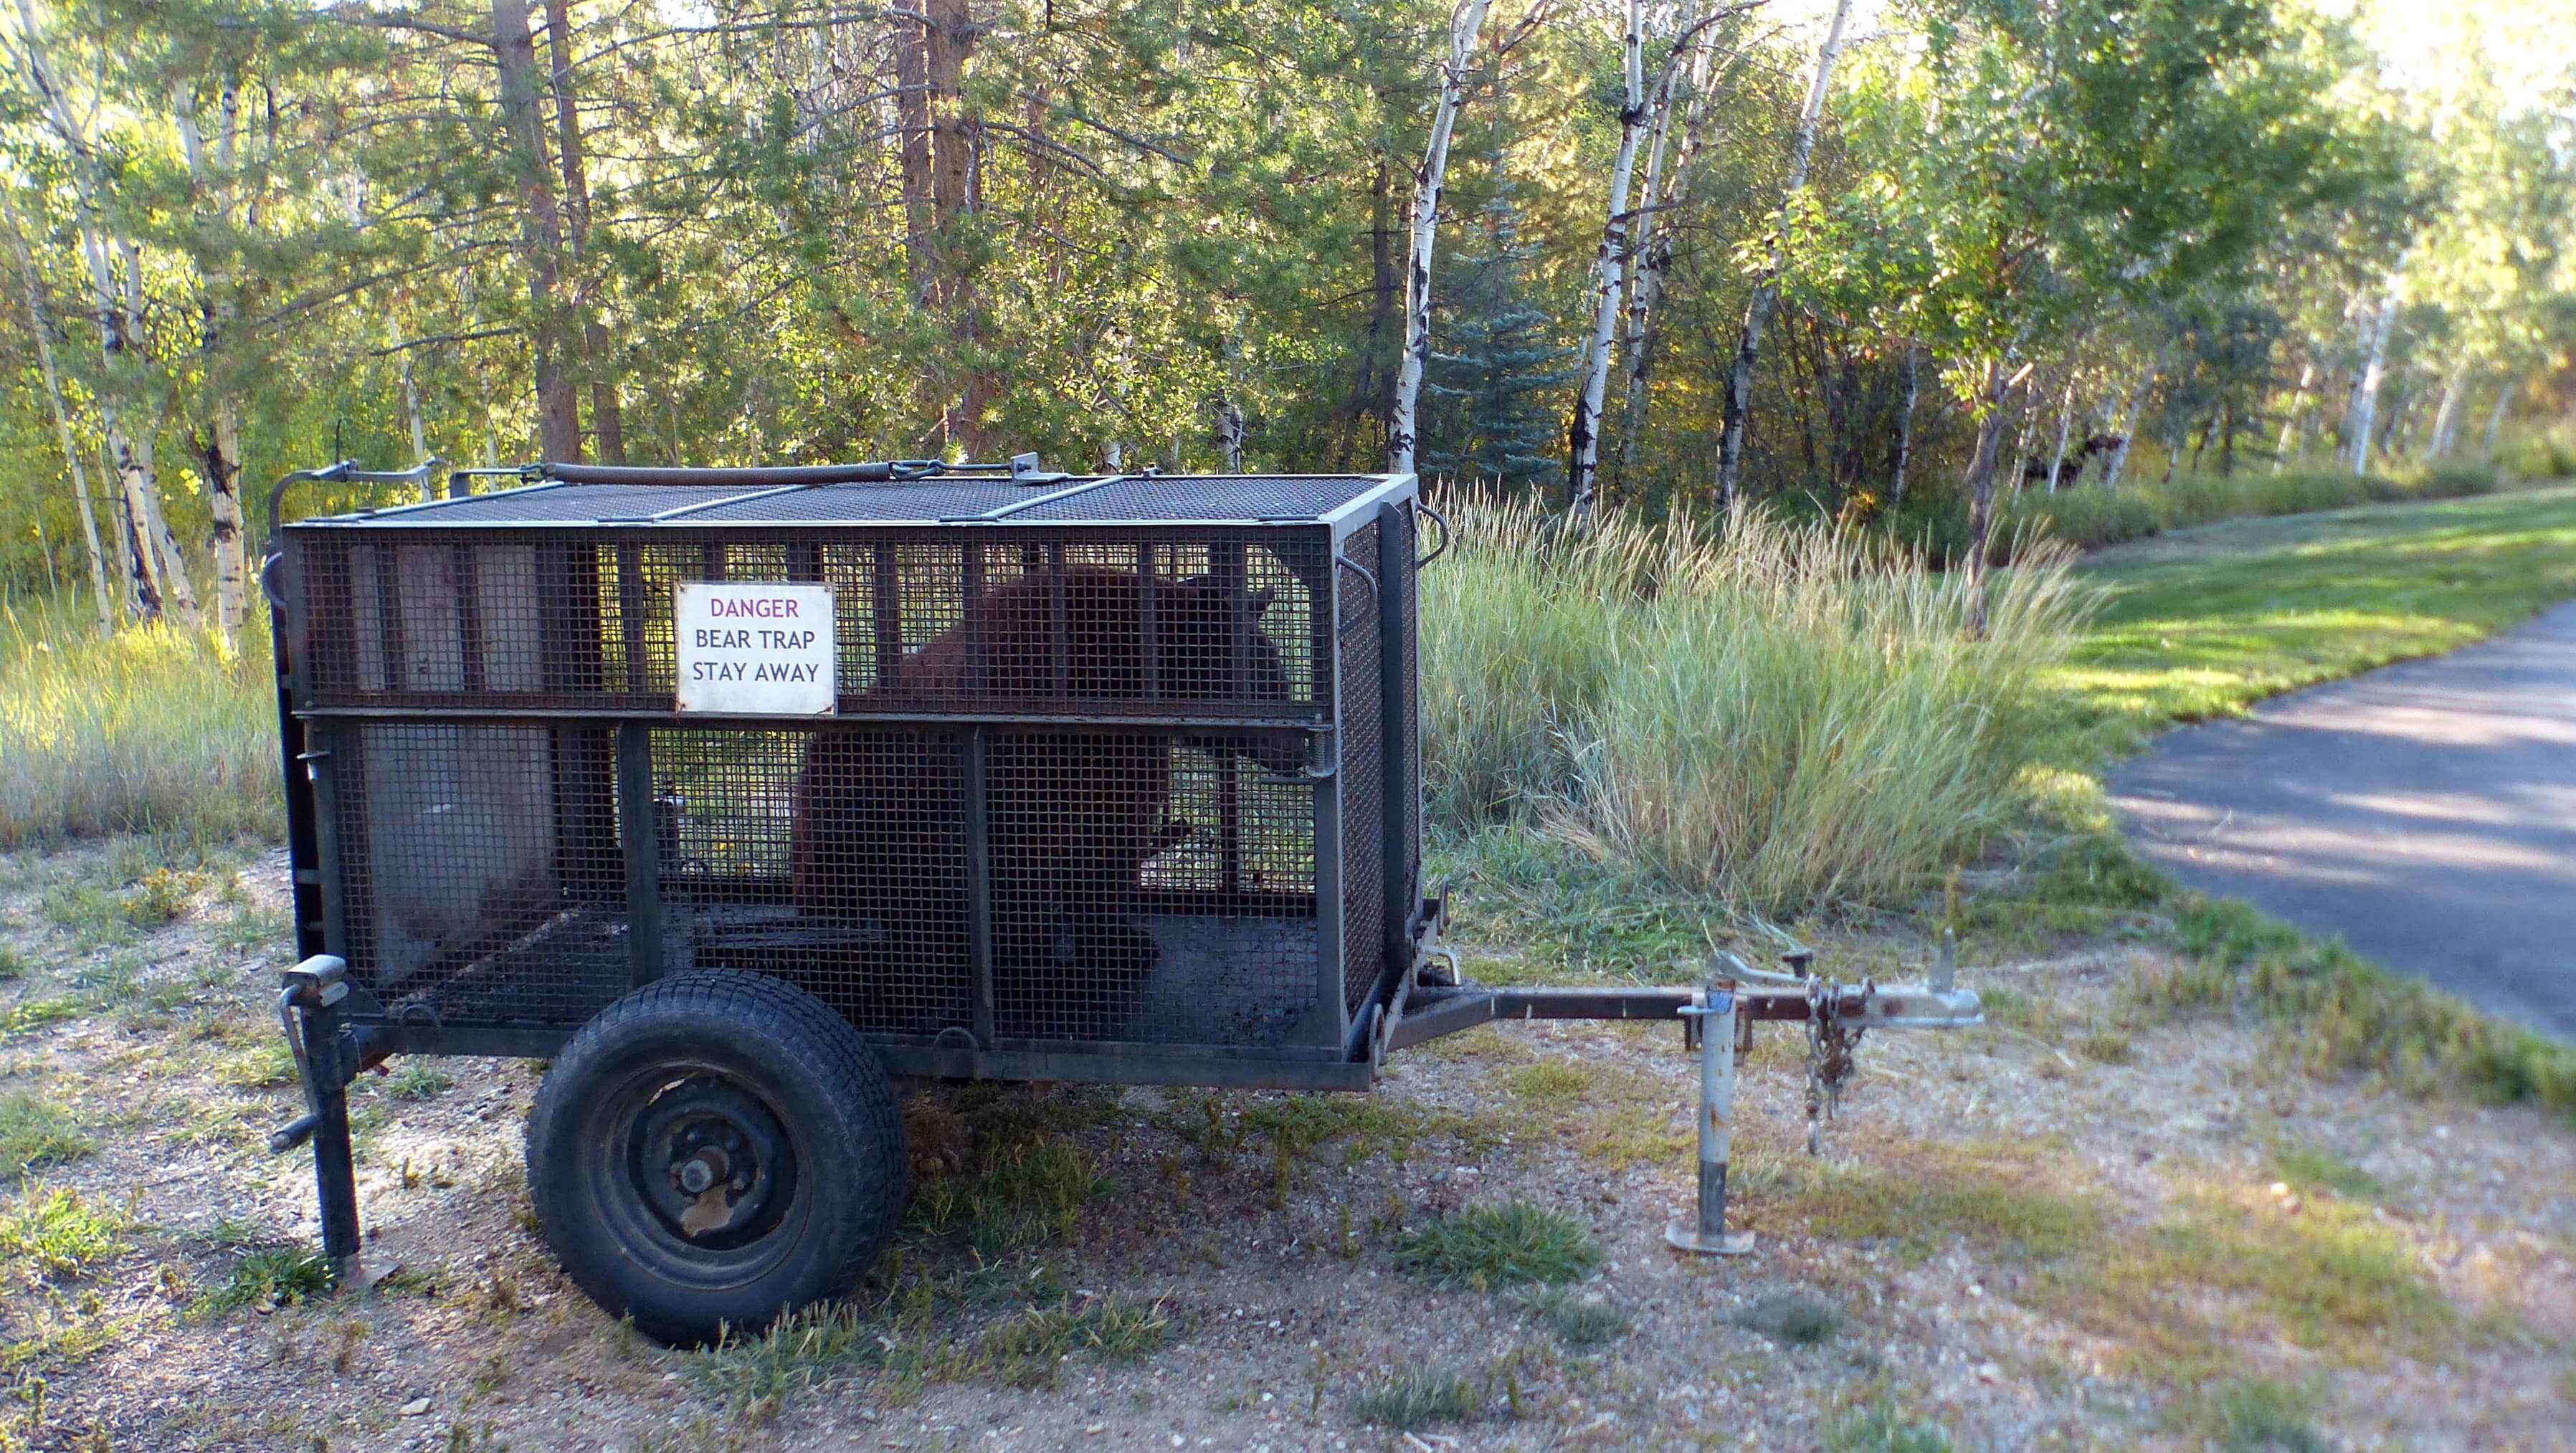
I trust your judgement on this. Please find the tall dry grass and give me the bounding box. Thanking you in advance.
[0,600,281,847]
[1422,498,2090,914]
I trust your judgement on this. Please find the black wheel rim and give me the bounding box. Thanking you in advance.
[588,1061,807,1290]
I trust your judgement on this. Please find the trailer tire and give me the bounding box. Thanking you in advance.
[526,970,904,1347]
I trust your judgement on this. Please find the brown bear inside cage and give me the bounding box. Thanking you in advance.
[786,566,1309,1041]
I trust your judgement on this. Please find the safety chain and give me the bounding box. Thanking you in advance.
[1803,978,1866,1156]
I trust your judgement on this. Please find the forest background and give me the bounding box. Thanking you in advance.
[0,0,2569,637]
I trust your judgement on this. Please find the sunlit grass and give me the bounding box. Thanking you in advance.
[0,599,280,847]
[2058,485,2576,742]
[1425,496,2092,914]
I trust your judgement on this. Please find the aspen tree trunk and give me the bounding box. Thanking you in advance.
[545,0,623,462]
[1889,343,1919,507]
[2480,381,2512,462]
[1214,392,1245,472]
[1615,29,1733,492]
[2346,280,2400,477]
[922,0,991,454]
[2271,360,2315,472]
[2044,365,2077,491]
[1962,359,2012,638]
[13,0,193,619]
[176,78,249,630]
[1564,0,1648,527]
[2425,362,2466,457]
[1387,0,1493,478]
[493,0,581,461]
[2102,358,2154,490]
[1713,0,1853,514]
[4,191,111,634]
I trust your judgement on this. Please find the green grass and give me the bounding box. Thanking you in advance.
[1425,495,2088,915]
[1510,1285,1631,1345]
[197,1244,336,1311]
[1734,1293,1843,1346]
[1390,1201,1603,1290]
[1999,462,2509,555]
[1987,486,2576,1116]
[0,599,281,847]
[905,1138,1102,1255]
[1347,1365,1482,1429]
[690,1303,875,1421]
[980,1295,1180,1383]
[0,1092,93,1177]
[1827,1400,1957,1453]
[0,1185,130,1280]
[2058,485,2576,747]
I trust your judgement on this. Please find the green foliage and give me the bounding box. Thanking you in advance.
[0,1092,92,1177]
[1347,1365,1482,1429]
[690,1304,875,1423]
[906,1139,1103,1256]
[1390,1201,1602,1290]
[0,604,280,847]
[196,1244,336,1312]
[1997,465,2508,555]
[981,1295,1181,1384]
[1422,495,2091,914]
[1827,1401,1957,1453]
[381,1059,456,1100]
[0,1186,129,1280]
[1734,1293,1842,1347]
[1510,1285,1630,1346]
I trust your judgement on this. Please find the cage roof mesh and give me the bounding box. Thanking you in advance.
[295,473,1398,530]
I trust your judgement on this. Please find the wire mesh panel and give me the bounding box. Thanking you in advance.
[285,471,1415,1078]
[332,720,627,1028]
[293,530,1328,719]
[673,725,975,1036]
[1338,522,1385,1014]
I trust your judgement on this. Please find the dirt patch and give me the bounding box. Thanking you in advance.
[1,842,2570,1451]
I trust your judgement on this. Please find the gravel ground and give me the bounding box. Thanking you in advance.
[1,842,2570,1452]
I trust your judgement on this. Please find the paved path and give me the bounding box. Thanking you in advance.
[2107,600,2576,1044]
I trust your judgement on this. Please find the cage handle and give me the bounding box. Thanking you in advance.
[1334,552,1378,600]
[1413,500,1452,568]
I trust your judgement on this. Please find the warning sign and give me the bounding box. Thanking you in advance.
[674,582,836,714]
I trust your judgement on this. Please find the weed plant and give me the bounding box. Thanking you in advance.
[1347,1365,1481,1429]
[0,599,280,847]
[981,1295,1179,1384]
[0,1186,129,1279]
[1827,1400,1957,1453]
[0,1093,92,1178]
[1510,1285,1630,1345]
[690,1303,875,1421]
[197,1244,336,1311]
[1422,496,2088,915]
[1391,1200,1602,1290]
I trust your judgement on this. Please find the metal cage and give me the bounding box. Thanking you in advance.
[270,465,1432,1090]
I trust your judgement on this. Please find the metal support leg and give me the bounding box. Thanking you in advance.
[270,956,371,1282]
[1666,982,1755,1255]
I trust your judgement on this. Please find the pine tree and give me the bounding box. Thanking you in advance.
[1417,185,1576,492]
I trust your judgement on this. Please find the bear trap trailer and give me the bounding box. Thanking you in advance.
[260,456,1980,1343]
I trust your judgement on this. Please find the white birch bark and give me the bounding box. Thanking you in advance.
[1889,342,1919,505]
[1615,31,1730,487]
[2102,358,2154,490]
[1564,0,1649,526]
[3,190,110,634]
[1214,391,1245,473]
[2347,279,2401,477]
[2044,365,2078,492]
[2425,361,2466,457]
[9,0,195,621]
[1714,0,1855,513]
[2271,360,2315,472]
[1387,0,1493,478]
[2480,380,2512,462]
[177,78,249,631]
